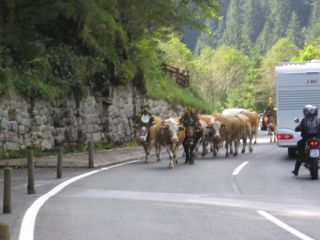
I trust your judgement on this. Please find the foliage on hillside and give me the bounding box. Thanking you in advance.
[0,0,219,112]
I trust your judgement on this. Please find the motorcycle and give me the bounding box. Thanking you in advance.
[304,138,320,180]
[294,117,320,179]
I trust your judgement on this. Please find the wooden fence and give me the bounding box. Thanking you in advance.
[161,63,190,87]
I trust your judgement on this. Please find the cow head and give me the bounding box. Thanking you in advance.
[162,119,180,143]
[138,126,148,142]
[184,125,196,145]
[208,121,225,142]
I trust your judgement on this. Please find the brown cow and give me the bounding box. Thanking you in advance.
[222,108,260,145]
[235,113,253,153]
[213,113,243,157]
[266,112,277,143]
[241,110,260,144]
[157,118,185,169]
[136,116,162,163]
[198,114,224,157]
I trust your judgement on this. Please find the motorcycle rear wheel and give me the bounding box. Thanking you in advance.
[309,158,319,180]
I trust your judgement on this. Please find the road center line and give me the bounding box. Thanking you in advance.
[257,210,315,240]
[18,160,139,240]
[232,161,249,176]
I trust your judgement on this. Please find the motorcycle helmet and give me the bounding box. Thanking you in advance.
[309,105,318,117]
[303,105,313,117]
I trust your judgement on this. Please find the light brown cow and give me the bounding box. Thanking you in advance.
[235,113,253,153]
[157,118,185,169]
[137,116,162,163]
[266,113,277,143]
[213,113,243,157]
[241,110,260,144]
[198,114,224,157]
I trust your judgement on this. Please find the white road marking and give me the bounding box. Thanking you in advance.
[18,160,139,240]
[257,210,315,240]
[232,161,249,176]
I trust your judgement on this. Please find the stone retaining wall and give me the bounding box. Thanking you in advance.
[0,85,184,150]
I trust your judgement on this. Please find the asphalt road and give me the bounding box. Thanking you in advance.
[3,132,320,240]
[29,133,320,240]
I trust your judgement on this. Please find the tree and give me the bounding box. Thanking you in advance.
[293,38,320,61]
[221,0,242,49]
[0,0,220,99]
[286,12,303,47]
[256,38,299,108]
[195,45,250,110]
[118,0,219,42]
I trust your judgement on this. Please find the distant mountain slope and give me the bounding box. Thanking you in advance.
[190,0,320,55]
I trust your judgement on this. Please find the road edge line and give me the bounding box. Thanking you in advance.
[18,160,139,240]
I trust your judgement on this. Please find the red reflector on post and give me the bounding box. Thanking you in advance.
[277,134,293,140]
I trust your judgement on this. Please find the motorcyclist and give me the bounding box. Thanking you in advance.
[292,105,320,176]
[134,105,155,127]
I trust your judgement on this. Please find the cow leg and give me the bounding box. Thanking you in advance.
[241,137,247,153]
[172,145,178,166]
[229,142,234,155]
[233,140,240,156]
[253,129,257,144]
[225,141,230,157]
[143,143,150,164]
[145,141,155,163]
[155,143,161,161]
[248,137,253,152]
[189,144,196,165]
[202,140,208,157]
[167,147,175,169]
[185,147,191,164]
[213,145,217,157]
[184,145,189,163]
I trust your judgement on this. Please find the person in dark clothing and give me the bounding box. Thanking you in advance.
[292,105,320,176]
[180,107,200,127]
[134,105,155,127]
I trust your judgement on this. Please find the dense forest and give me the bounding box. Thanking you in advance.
[1,0,320,113]
[194,0,320,55]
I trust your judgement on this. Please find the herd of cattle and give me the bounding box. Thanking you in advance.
[136,109,261,169]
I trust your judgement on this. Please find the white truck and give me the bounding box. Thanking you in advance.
[276,60,320,158]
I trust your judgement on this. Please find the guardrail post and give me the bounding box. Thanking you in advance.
[27,149,35,194]
[0,223,10,240]
[57,146,63,178]
[88,141,94,168]
[3,167,12,214]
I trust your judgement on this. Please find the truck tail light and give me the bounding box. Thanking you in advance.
[277,134,293,140]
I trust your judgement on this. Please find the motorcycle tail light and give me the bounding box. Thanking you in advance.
[309,141,319,147]
[277,134,293,140]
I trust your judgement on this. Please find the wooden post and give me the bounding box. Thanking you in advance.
[0,223,10,240]
[57,147,63,178]
[88,141,94,168]
[27,150,35,194]
[3,168,11,214]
